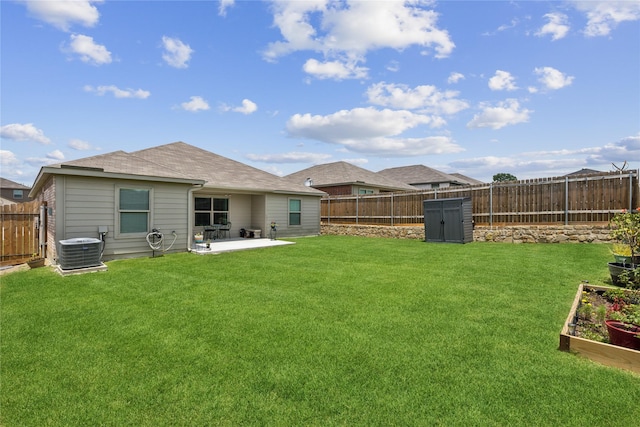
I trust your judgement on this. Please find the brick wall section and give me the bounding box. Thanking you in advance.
[321,223,615,244]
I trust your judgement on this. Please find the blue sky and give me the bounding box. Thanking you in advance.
[1,0,639,186]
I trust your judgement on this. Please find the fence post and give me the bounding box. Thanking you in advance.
[489,183,493,228]
[629,171,634,212]
[356,195,359,225]
[390,193,394,226]
[564,176,569,225]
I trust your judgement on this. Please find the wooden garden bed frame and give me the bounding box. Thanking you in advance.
[560,283,640,374]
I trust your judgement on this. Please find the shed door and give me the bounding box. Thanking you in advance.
[442,199,463,243]
[424,201,444,241]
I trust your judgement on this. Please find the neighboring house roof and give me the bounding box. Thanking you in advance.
[565,168,602,176]
[31,142,325,197]
[377,165,468,186]
[0,177,31,190]
[449,173,484,185]
[285,161,416,192]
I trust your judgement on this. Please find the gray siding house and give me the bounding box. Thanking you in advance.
[286,161,416,196]
[29,142,325,262]
[377,165,482,190]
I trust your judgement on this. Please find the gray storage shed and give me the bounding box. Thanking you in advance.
[423,197,473,243]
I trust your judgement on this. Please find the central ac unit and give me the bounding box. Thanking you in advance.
[57,237,103,270]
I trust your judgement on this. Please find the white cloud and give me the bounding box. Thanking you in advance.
[534,66,574,90]
[0,123,51,144]
[488,70,518,91]
[246,152,333,164]
[302,58,368,80]
[65,34,112,65]
[179,96,210,112]
[47,149,65,161]
[68,139,94,150]
[572,0,640,37]
[449,133,640,180]
[161,36,194,68]
[218,0,234,17]
[220,99,258,115]
[536,12,570,40]
[263,1,454,79]
[447,72,465,84]
[0,150,20,166]
[21,0,102,31]
[586,133,640,164]
[386,60,400,72]
[84,85,150,99]
[467,99,532,130]
[366,82,469,115]
[286,107,463,156]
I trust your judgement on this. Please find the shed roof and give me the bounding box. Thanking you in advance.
[285,161,416,192]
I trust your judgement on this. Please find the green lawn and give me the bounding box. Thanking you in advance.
[1,236,639,426]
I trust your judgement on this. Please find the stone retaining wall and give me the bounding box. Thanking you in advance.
[321,223,614,244]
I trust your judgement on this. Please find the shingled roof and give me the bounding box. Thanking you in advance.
[285,161,416,192]
[377,164,468,186]
[32,142,324,196]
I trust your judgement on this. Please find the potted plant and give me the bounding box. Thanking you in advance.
[611,242,633,265]
[27,253,45,268]
[608,208,640,285]
[604,288,640,350]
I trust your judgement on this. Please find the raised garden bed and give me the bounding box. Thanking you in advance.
[560,283,640,374]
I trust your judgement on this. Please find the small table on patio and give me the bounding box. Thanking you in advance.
[203,224,223,240]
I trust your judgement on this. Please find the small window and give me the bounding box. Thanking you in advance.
[358,188,374,194]
[431,183,440,189]
[13,189,23,199]
[118,187,151,234]
[289,199,301,226]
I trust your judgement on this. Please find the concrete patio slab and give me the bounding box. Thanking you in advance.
[192,238,295,255]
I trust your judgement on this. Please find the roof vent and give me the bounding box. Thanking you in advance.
[57,238,103,270]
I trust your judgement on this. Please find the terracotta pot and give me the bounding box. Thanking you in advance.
[605,320,640,350]
[608,262,637,286]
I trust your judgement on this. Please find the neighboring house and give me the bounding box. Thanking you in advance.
[565,168,602,177]
[377,165,480,190]
[285,161,416,196]
[29,142,326,262]
[449,173,484,186]
[0,177,33,203]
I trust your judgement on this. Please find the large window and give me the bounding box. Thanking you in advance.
[195,197,228,226]
[289,198,301,226]
[118,187,151,234]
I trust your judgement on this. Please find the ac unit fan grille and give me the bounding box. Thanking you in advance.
[57,238,102,270]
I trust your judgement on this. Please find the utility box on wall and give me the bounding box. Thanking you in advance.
[423,197,473,243]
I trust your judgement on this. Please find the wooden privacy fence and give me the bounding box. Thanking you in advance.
[1,200,45,267]
[321,171,639,226]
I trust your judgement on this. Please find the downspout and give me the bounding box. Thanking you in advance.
[187,184,204,251]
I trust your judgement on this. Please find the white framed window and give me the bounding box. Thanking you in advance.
[194,197,228,226]
[13,189,23,199]
[358,188,374,194]
[289,198,301,226]
[116,186,152,236]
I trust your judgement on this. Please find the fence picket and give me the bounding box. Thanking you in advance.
[322,171,639,226]
[1,200,42,266]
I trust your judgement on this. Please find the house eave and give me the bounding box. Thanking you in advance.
[30,166,205,197]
